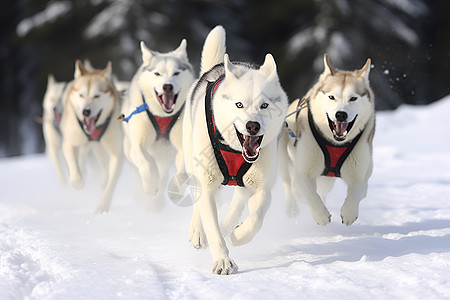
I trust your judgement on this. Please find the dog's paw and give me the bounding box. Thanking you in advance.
[286,201,300,218]
[189,226,208,249]
[212,258,238,275]
[94,205,110,214]
[143,182,159,196]
[311,207,331,226]
[340,201,359,226]
[70,176,84,190]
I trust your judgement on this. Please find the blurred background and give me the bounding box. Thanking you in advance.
[1,0,449,157]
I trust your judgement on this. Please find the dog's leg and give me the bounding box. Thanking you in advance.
[294,175,331,226]
[148,158,168,211]
[47,141,66,185]
[130,144,159,196]
[189,200,207,249]
[278,134,299,218]
[220,187,251,237]
[62,142,84,189]
[340,180,368,226]
[95,143,123,214]
[91,143,109,188]
[199,188,238,275]
[168,144,189,202]
[229,188,270,246]
[316,176,335,204]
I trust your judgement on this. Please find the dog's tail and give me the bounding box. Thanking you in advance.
[200,25,226,76]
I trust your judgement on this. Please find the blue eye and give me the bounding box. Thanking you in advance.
[154,72,161,76]
[235,102,244,108]
[350,96,358,101]
[260,103,269,109]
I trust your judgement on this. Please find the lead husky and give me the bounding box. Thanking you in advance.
[42,74,68,184]
[120,39,195,210]
[184,26,288,274]
[279,54,375,226]
[60,60,123,213]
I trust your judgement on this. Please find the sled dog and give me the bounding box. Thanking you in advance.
[279,54,375,226]
[120,38,195,210]
[42,74,68,184]
[60,60,123,213]
[183,26,288,274]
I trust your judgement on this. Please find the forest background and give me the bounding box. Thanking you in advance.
[1,0,449,157]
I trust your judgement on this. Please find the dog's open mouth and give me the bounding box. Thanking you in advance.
[327,114,357,142]
[83,110,102,134]
[235,126,264,163]
[155,89,178,113]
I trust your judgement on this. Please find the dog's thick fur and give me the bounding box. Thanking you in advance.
[121,39,195,210]
[183,26,288,274]
[279,54,375,226]
[60,60,123,213]
[42,74,68,184]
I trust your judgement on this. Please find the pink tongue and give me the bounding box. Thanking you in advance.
[84,117,97,134]
[335,122,349,136]
[243,136,260,157]
[161,93,175,111]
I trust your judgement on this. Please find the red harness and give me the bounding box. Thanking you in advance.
[142,92,184,142]
[205,76,251,187]
[307,108,363,178]
[76,115,112,141]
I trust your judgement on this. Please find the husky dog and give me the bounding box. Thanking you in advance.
[183,26,288,274]
[42,74,68,184]
[60,60,123,213]
[279,54,375,226]
[120,39,195,210]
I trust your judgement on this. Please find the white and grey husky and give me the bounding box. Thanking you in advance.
[120,39,195,210]
[279,54,375,226]
[183,26,288,274]
[42,74,68,184]
[60,60,123,213]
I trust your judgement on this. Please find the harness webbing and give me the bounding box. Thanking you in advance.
[307,107,363,178]
[76,114,112,142]
[142,92,184,141]
[205,76,252,187]
[119,92,184,141]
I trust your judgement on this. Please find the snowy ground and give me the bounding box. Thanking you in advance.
[1,96,450,300]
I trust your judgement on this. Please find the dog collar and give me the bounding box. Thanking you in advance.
[307,105,364,177]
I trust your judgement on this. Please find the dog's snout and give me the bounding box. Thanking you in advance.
[163,84,173,93]
[335,111,348,122]
[246,121,261,135]
[83,108,91,117]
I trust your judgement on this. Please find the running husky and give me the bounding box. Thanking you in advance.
[60,60,123,213]
[120,39,195,210]
[42,74,68,184]
[183,26,288,274]
[279,54,375,226]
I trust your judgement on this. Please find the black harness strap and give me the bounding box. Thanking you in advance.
[307,107,363,177]
[205,76,252,187]
[142,91,184,141]
[76,114,112,142]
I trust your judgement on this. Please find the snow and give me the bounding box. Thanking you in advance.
[2,96,450,299]
[16,1,72,37]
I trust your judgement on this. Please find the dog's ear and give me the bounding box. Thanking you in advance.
[173,39,188,62]
[323,54,336,76]
[140,41,153,65]
[224,54,238,80]
[83,59,94,71]
[102,61,112,81]
[259,53,277,80]
[357,58,371,81]
[47,74,55,87]
[74,59,87,78]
